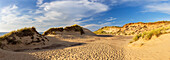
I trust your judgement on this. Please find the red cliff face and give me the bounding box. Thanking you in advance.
[94,21,170,35]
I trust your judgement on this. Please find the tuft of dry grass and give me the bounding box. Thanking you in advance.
[130,26,170,43]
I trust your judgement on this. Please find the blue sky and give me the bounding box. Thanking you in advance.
[0,0,170,32]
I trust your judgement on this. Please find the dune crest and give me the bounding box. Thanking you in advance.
[43,24,96,36]
[94,21,170,35]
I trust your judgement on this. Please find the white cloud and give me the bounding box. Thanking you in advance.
[88,0,169,6]
[37,0,43,5]
[1,0,169,32]
[106,17,117,21]
[121,0,168,2]
[0,5,35,32]
[34,0,109,27]
[0,0,109,32]
[144,3,170,14]
[0,5,33,24]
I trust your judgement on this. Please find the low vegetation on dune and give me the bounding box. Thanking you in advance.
[0,27,37,46]
[43,27,64,35]
[94,26,121,34]
[64,24,85,34]
[0,27,37,41]
[94,21,170,35]
[123,21,170,27]
[130,26,170,43]
[43,24,85,35]
[93,30,107,34]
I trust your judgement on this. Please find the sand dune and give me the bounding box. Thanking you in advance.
[0,24,169,60]
[0,34,169,60]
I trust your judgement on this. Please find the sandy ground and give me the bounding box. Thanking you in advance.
[0,35,169,60]
[125,34,170,60]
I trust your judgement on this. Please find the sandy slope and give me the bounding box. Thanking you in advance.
[0,35,169,60]
[125,34,170,60]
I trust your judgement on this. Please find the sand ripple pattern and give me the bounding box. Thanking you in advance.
[31,43,125,60]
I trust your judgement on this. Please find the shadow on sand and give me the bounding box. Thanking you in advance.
[96,35,114,37]
[13,36,86,52]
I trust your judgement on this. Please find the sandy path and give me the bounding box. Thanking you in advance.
[28,35,133,60]
[1,35,168,60]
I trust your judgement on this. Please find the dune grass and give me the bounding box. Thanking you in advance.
[0,27,36,46]
[43,27,64,35]
[130,26,170,43]
[43,24,85,35]
[64,24,85,35]
[0,27,35,40]
[94,26,120,34]
[94,30,108,34]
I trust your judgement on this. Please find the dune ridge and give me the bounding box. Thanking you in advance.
[94,21,170,35]
[43,24,96,36]
[0,24,169,60]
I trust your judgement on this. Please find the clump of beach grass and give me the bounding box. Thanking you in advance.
[130,26,170,43]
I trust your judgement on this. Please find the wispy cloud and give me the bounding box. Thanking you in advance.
[0,5,34,32]
[143,3,170,14]
[106,17,117,21]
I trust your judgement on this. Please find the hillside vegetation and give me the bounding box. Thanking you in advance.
[130,26,170,43]
[0,27,38,40]
[43,24,90,36]
[94,21,170,35]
